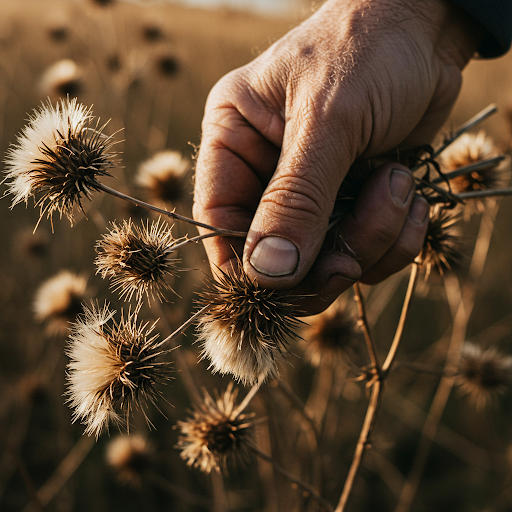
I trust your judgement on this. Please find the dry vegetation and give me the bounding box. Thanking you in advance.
[1,1,512,512]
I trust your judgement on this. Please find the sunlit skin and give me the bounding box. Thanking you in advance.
[193,0,484,315]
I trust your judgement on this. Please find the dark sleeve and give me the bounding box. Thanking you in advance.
[451,0,512,57]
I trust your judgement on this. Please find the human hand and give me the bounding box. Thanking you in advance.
[193,0,483,315]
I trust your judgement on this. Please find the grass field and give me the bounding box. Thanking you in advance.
[1,1,512,511]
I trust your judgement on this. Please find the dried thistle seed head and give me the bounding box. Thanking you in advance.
[66,302,173,437]
[106,434,154,486]
[301,299,363,367]
[3,98,117,227]
[456,342,512,409]
[39,59,82,99]
[197,266,302,385]
[34,270,89,335]
[136,150,190,206]
[95,218,181,302]
[419,206,463,278]
[441,132,497,172]
[176,384,254,473]
[440,132,507,216]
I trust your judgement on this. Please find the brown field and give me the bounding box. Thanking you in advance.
[1,1,512,511]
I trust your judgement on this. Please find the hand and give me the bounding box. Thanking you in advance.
[193,0,483,315]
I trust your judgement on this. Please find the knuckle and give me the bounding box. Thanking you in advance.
[261,173,330,228]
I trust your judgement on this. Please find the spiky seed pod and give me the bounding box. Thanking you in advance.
[196,266,302,385]
[95,218,181,303]
[3,98,117,227]
[136,150,191,206]
[419,206,462,278]
[301,299,363,368]
[34,270,89,335]
[106,435,154,486]
[40,59,82,99]
[176,384,254,473]
[456,342,512,409]
[440,131,506,216]
[66,302,173,437]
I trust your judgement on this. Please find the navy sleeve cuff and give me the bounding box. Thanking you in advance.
[451,0,512,57]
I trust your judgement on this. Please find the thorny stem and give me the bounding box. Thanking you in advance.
[233,374,265,418]
[159,304,211,349]
[97,182,247,238]
[457,187,512,200]
[430,104,497,161]
[354,283,381,375]
[432,155,506,184]
[170,232,224,252]
[335,263,419,511]
[395,203,499,512]
[382,263,419,375]
[334,381,382,512]
[152,302,204,405]
[249,445,334,512]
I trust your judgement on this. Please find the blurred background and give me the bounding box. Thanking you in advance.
[1,1,512,511]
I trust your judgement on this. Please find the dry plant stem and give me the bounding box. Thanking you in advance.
[210,470,228,512]
[148,471,212,508]
[233,374,264,417]
[354,282,381,373]
[382,263,419,375]
[21,436,95,512]
[96,182,247,237]
[458,187,512,200]
[335,264,418,512]
[16,454,43,512]
[395,203,499,512]
[432,155,506,184]
[249,444,334,512]
[151,301,203,405]
[334,380,382,512]
[276,380,321,442]
[430,104,497,160]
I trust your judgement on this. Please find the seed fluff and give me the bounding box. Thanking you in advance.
[3,98,118,227]
[176,383,255,473]
[196,264,302,385]
[66,301,173,437]
[95,218,181,302]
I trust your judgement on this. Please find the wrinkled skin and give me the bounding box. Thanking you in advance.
[193,0,482,315]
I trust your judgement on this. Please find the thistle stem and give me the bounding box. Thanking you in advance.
[431,155,506,184]
[97,182,247,237]
[382,263,419,375]
[233,374,264,417]
[354,283,381,374]
[457,187,512,200]
[249,445,334,512]
[160,305,211,349]
[430,104,497,161]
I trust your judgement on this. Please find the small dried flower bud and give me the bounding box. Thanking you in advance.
[3,98,118,227]
[39,59,82,99]
[95,218,181,303]
[176,384,254,473]
[66,302,173,437]
[106,434,154,486]
[136,150,190,206]
[34,270,89,335]
[457,342,512,408]
[197,265,302,385]
[419,206,463,278]
[302,299,363,367]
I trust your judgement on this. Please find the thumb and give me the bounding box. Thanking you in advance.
[242,112,358,288]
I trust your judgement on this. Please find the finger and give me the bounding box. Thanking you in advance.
[337,163,416,272]
[243,89,363,289]
[360,195,429,284]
